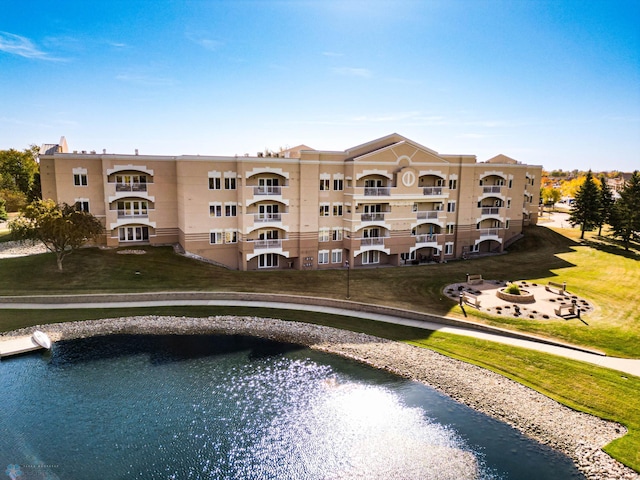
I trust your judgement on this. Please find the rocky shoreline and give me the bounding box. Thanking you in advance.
[3,315,638,479]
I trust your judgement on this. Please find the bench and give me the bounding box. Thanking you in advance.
[466,274,483,285]
[554,304,575,317]
[545,281,566,295]
[462,292,481,308]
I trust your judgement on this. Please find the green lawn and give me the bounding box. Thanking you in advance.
[1,224,639,471]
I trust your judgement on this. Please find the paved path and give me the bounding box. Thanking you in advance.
[2,296,639,378]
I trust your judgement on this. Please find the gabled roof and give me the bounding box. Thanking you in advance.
[344,133,441,161]
[485,154,519,165]
[39,136,68,155]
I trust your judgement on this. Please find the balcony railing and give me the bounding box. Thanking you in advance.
[115,183,147,192]
[358,237,386,246]
[479,228,501,237]
[253,186,282,195]
[361,213,385,222]
[117,210,148,218]
[480,207,501,215]
[482,186,503,194]
[253,239,282,249]
[253,213,282,223]
[416,210,440,220]
[423,187,446,196]
[414,234,440,243]
[364,187,390,196]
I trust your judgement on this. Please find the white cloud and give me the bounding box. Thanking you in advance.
[0,31,62,61]
[186,32,223,51]
[322,51,344,57]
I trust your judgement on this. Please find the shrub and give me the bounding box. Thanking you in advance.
[0,198,7,221]
[505,283,521,295]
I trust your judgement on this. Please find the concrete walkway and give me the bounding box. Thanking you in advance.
[2,295,639,378]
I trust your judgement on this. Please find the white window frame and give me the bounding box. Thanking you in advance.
[74,173,88,186]
[362,250,380,265]
[331,249,343,264]
[319,228,330,242]
[75,199,90,212]
[225,230,238,244]
[447,201,456,213]
[119,226,149,242]
[333,177,344,191]
[448,179,457,190]
[318,250,329,264]
[225,203,237,217]
[258,253,279,268]
[210,230,223,244]
[209,203,222,217]
[319,203,330,216]
[444,242,454,255]
[332,227,343,241]
[333,203,343,216]
[446,223,455,235]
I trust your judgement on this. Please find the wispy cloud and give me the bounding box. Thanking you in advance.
[116,73,176,87]
[0,31,63,61]
[186,32,223,51]
[332,67,372,78]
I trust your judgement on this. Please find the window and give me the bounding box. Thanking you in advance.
[225,203,237,217]
[507,199,511,208]
[470,243,480,253]
[209,177,221,190]
[74,174,87,186]
[119,226,149,242]
[75,201,89,212]
[225,230,237,244]
[446,224,455,235]
[318,250,329,264]
[210,231,223,244]
[320,178,330,190]
[508,179,513,188]
[259,253,279,268]
[448,179,457,190]
[319,203,330,216]
[505,220,510,229]
[361,250,380,265]
[331,249,342,264]
[210,204,222,217]
[447,201,456,213]
[332,228,343,241]
[225,177,236,190]
[333,178,343,190]
[319,228,330,242]
[445,242,454,255]
[333,203,343,216]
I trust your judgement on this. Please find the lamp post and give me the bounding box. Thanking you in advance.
[345,260,350,299]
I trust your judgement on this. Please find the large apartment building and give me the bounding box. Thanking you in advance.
[39,134,541,271]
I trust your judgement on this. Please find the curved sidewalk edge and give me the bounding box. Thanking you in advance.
[1,291,639,377]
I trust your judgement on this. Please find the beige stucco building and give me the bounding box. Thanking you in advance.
[39,134,541,270]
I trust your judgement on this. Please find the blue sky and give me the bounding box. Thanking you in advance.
[1,0,639,171]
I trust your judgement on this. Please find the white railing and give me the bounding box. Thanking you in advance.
[253,213,282,222]
[423,187,446,196]
[361,213,385,222]
[479,228,501,237]
[253,239,282,249]
[482,186,503,194]
[253,186,282,195]
[115,183,147,192]
[481,207,501,215]
[414,234,440,243]
[364,187,391,196]
[117,210,148,218]
[358,237,386,246]
[416,210,439,220]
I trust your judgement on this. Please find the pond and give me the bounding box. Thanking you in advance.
[0,334,584,479]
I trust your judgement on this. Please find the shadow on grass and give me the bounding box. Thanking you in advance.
[582,235,640,260]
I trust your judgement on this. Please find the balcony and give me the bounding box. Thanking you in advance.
[364,187,391,196]
[361,212,385,222]
[359,236,386,246]
[480,207,501,215]
[253,186,282,196]
[423,186,446,196]
[482,186,503,194]
[115,183,147,192]
[117,210,148,219]
[416,210,440,220]
[253,239,282,249]
[253,213,282,223]
[479,228,501,238]
[414,234,440,244]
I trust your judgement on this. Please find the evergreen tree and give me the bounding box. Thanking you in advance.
[568,170,601,239]
[597,175,615,236]
[609,171,640,251]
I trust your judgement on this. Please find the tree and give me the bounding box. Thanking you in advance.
[0,198,7,221]
[568,170,601,239]
[0,146,40,211]
[541,186,561,208]
[9,200,103,271]
[609,171,640,251]
[597,175,615,236]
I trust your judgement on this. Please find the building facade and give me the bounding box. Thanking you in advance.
[39,134,541,270]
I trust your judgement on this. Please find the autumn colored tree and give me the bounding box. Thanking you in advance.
[9,200,103,271]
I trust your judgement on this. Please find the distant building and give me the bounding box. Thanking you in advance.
[39,134,542,270]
